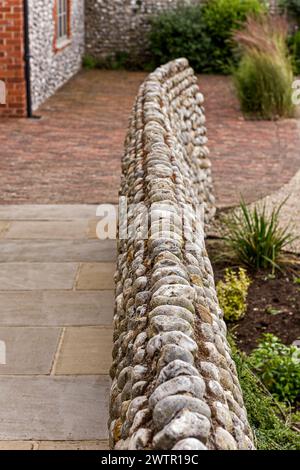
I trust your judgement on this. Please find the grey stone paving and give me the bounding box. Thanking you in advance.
[0,204,99,220]
[0,239,116,262]
[54,327,113,375]
[0,327,61,375]
[0,376,110,440]
[0,205,115,449]
[0,263,78,290]
[254,169,300,254]
[0,291,114,326]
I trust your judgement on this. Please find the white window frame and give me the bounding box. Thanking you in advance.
[56,0,69,47]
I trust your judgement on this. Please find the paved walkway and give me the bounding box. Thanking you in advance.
[0,71,299,207]
[254,168,300,254]
[0,205,114,449]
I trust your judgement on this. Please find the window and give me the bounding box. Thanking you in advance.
[56,0,70,45]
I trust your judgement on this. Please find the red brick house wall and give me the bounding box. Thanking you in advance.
[0,0,27,117]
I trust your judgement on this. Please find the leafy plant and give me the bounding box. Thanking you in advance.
[148,5,211,72]
[82,55,99,69]
[222,199,295,271]
[279,0,300,21]
[217,267,251,321]
[201,0,266,73]
[83,51,139,70]
[265,306,283,315]
[232,342,300,449]
[289,30,300,75]
[233,14,295,119]
[249,333,300,403]
[148,0,264,74]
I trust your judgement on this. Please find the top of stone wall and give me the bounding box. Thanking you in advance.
[109,58,254,450]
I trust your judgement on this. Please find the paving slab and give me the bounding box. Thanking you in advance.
[0,240,116,262]
[0,221,10,238]
[0,327,61,375]
[0,291,114,326]
[0,205,99,220]
[0,441,35,450]
[253,169,300,254]
[37,440,109,450]
[76,263,115,290]
[0,376,110,440]
[5,220,90,240]
[0,263,78,290]
[54,327,113,375]
[87,218,100,239]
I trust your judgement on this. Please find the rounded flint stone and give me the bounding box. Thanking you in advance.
[215,427,237,450]
[128,428,152,451]
[150,275,189,294]
[200,361,220,381]
[149,305,194,325]
[150,315,193,336]
[147,331,197,357]
[126,396,148,425]
[152,284,195,301]
[212,401,233,432]
[117,366,133,390]
[153,409,211,449]
[129,408,151,436]
[151,266,189,284]
[149,375,206,409]
[157,344,195,370]
[172,438,207,450]
[156,359,200,386]
[150,295,195,313]
[153,395,211,429]
[207,380,225,401]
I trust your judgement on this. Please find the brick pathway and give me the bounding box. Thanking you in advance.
[0,71,299,207]
[0,205,114,449]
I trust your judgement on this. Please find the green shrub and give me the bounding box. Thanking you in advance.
[233,14,295,119]
[249,333,300,404]
[289,30,300,75]
[83,51,139,70]
[223,199,295,271]
[148,0,264,73]
[279,0,300,21]
[148,5,211,72]
[217,267,251,321]
[232,343,300,449]
[82,55,99,69]
[202,0,265,73]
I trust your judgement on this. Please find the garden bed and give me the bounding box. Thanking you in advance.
[207,239,300,353]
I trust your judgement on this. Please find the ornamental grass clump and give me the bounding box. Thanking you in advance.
[217,267,251,321]
[233,14,295,119]
[222,200,295,271]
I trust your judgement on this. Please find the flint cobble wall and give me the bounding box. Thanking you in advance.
[109,59,254,450]
[28,0,84,111]
[85,0,201,62]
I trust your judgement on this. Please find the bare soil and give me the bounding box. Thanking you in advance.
[207,239,300,353]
